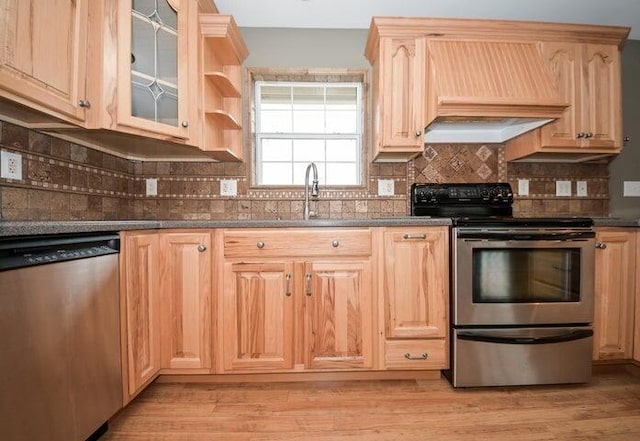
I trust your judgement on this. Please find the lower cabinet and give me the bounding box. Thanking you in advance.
[593,228,637,361]
[379,227,449,369]
[120,231,161,402]
[218,229,374,373]
[635,232,640,364]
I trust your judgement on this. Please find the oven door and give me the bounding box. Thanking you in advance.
[453,228,595,326]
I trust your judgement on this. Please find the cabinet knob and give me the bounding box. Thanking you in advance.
[331,239,339,248]
[576,132,585,139]
[404,352,428,360]
[181,121,189,128]
[78,99,91,108]
[415,130,422,137]
[624,136,630,143]
[595,242,607,249]
[256,241,265,249]
[585,132,594,139]
[197,244,207,252]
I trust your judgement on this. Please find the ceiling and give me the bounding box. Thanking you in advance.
[213,0,638,40]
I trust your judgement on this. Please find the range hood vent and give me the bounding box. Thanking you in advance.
[423,39,568,143]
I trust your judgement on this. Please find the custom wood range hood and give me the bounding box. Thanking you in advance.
[422,38,567,143]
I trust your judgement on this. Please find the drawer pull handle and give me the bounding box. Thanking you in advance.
[595,242,607,249]
[285,273,292,296]
[257,241,265,249]
[403,234,426,240]
[305,273,312,296]
[332,239,339,247]
[404,352,428,360]
[197,244,207,252]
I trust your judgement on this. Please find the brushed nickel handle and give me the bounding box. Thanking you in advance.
[285,273,292,296]
[305,273,312,296]
[624,136,630,143]
[256,241,265,249]
[78,99,91,108]
[181,121,189,128]
[404,352,428,360]
[585,132,594,139]
[197,244,207,252]
[332,239,339,248]
[576,132,585,139]
[403,234,427,240]
[595,242,607,249]
[415,130,422,137]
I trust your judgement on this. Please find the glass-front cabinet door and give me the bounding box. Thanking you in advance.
[117,0,192,140]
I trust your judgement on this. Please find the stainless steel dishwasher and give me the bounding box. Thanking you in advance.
[0,233,122,441]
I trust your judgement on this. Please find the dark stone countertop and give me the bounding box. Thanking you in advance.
[0,217,452,237]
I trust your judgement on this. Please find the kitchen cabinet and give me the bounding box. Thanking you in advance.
[635,233,640,365]
[218,229,374,373]
[506,42,623,161]
[159,231,212,372]
[593,228,636,361]
[0,0,90,124]
[379,227,449,369]
[120,231,161,403]
[366,35,425,162]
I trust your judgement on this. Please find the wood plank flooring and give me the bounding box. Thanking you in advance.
[103,370,640,441]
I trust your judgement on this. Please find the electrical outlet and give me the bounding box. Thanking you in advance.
[518,179,529,196]
[623,181,640,197]
[555,180,571,197]
[145,178,157,196]
[1,150,22,180]
[576,181,588,197]
[377,179,394,196]
[220,179,237,196]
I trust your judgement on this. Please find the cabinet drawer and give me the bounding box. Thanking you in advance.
[223,229,372,258]
[384,340,447,370]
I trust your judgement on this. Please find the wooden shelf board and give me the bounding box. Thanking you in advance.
[204,110,241,130]
[204,72,241,97]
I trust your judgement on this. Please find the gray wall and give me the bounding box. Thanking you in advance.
[241,28,369,68]
[609,40,640,218]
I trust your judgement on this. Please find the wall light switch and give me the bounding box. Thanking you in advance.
[518,179,529,196]
[220,179,237,196]
[145,178,158,196]
[377,179,394,196]
[1,150,22,180]
[623,181,640,197]
[576,181,588,197]
[556,180,572,197]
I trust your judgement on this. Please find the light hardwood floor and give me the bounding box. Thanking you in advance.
[103,370,640,441]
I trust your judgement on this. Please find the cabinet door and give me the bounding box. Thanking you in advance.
[116,0,193,139]
[383,227,448,339]
[221,261,295,372]
[122,232,161,400]
[582,44,621,149]
[635,233,640,364]
[159,232,211,371]
[593,230,636,360]
[539,42,581,148]
[0,0,89,122]
[379,37,424,151]
[304,261,373,370]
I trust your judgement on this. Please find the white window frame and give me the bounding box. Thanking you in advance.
[254,80,363,187]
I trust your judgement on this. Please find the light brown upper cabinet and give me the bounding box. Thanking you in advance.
[366,36,425,161]
[0,0,90,124]
[507,42,625,161]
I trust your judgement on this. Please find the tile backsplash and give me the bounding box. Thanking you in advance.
[0,120,609,221]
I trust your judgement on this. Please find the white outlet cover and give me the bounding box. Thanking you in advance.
[518,179,529,196]
[576,181,588,197]
[145,178,158,196]
[623,181,640,197]
[1,150,22,180]
[377,179,394,196]
[555,180,572,197]
[220,179,237,196]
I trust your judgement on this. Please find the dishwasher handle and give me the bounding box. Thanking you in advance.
[457,329,593,345]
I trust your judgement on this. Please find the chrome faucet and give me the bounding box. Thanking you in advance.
[303,162,319,220]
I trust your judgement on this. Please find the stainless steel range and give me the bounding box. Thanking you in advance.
[411,183,596,387]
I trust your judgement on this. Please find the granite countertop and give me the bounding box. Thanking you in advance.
[0,217,452,237]
[591,218,640,228]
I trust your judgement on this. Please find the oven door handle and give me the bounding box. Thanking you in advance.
[457,329,593,345]
[459,231,595,241]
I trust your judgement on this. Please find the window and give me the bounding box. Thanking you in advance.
[255,81,363,186]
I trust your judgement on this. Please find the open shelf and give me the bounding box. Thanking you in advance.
[204,72,241,97]
[204,110,241,130]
